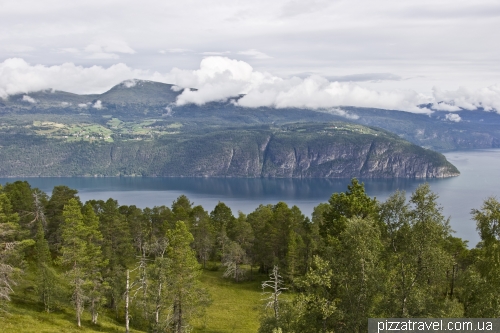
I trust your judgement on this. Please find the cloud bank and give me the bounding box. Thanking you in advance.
[1,57,499,114]
[0,58,164,97]
[432,86,500,112]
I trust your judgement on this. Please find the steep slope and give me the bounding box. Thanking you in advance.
[0,123,459,178]
[2,79,499,152]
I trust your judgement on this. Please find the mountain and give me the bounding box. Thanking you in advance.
[2,79,498,151]
[0,122,458,178]
[3,79,491,178]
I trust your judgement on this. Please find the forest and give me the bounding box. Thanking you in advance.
[1,179,500,333]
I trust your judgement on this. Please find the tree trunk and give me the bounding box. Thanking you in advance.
[125,270,130,333]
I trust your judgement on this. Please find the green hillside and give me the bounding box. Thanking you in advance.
[2,268,265,333]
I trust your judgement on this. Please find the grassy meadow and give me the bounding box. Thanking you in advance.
[1,266,270,333]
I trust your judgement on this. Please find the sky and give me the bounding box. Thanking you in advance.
[0,0,499,112]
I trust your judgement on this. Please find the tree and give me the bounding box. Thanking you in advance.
[248,204,274,273]
[82,203,108,324]
[2,181,36,234]
[282,256,340,333]
[167,221,211,333]
[60,198,88,327]
[472,197,500,246]
[462,197,500,317]
[46,186,80,253]
[172,195,193,226]
[333,217,384,332]
[34,221,58,313]
[121,205,150,255]
[322,178,379,239]
[0,189,22,311]
[210,202,235,261]
[262,265,287,320]
[222,241,247,282]
[146,238,171,332]
[91,198,133,315]
[381,184,458,318]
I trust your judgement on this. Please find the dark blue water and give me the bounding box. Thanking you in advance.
[2,149,499,247]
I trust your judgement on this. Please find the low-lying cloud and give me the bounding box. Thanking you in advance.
[444,113,462,122]
[169,57,431,113]
[22,95,36,103]
[0,58,164,97]
[1,57,499,114]
[432,85,500,112]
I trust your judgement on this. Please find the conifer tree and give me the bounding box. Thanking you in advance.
[322,178,379,238]
[46,186,80,253]
[82,203,108,324]
[60,198,88,327]
[34,221,57,313]
[167,221,211,333]
[210,202,235,260]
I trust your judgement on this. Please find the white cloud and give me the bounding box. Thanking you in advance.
[164,105,173,116]
[326,108,360,120]
[78,103,87,108]
[1,0,499,96]
[445,113,462,122]
[433,85,500,112]
[93,100,102,109]
[237,49,272,59]
[0,58,166,98]
[122,79,138,88]
[22,95,36,103]
[1,56,499,115]
[168,56,431,112]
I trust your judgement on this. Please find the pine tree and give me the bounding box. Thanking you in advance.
[322,178,379,239]
[34,222,57,313]
[167,221,211,333]
[46,186,80,253]
[82,203,108,324]
[60,198,88,327]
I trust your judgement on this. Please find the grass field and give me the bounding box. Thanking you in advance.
[0,267,269,333]
[192,269,266,333]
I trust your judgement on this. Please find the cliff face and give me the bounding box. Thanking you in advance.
[0,125,459,178]
[260,136,458,178]
[158,131,459,178]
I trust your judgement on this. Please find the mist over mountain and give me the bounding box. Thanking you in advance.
[2,79,499,152]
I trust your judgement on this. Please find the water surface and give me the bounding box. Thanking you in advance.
[2,149,499,247]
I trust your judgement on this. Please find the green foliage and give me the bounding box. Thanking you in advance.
[322,178,379,239]
[461,198,500,317]
[5,180,500,332]
[167,221,211,333]
[472,197,500,246]
[60,198,88,326]
[34,222,60,313]
[46,186,80,253]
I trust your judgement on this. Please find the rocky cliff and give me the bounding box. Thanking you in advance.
[0,123,459,178]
